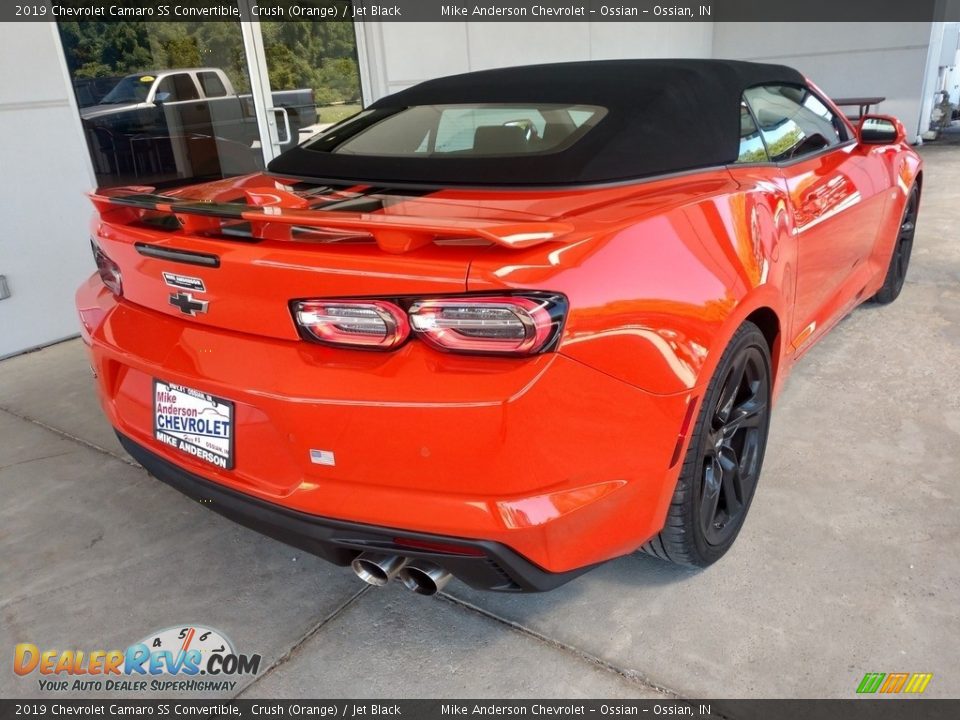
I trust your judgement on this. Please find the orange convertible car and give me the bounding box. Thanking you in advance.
[76,60,921,593]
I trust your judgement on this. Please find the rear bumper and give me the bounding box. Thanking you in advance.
[118,432,589,592]
[77,274,694,577]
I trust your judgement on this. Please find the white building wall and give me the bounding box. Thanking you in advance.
[944,48,960,104]
[713,22,935,141]
[355,22,714,102]
[937,24,959,104]
[0,23,94,358]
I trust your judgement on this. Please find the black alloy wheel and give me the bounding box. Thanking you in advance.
[699,345,769,546]
[873,185,920,304]
[642,321,772,567]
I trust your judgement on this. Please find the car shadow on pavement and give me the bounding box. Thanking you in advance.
[444,548,703,618]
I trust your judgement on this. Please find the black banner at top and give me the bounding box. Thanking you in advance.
[1,700,959,720]
[5,0,960,23]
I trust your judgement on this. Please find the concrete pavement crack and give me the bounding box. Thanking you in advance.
[437,592,689,703]
[234,586,370,698]
[0,448,77,470]
[0,405,139,467]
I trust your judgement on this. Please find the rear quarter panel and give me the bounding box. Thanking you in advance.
[468,170,795,397]
[862,141,923,292]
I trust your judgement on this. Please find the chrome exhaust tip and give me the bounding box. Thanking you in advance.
[398,561,452,596]
[351,552,408,587]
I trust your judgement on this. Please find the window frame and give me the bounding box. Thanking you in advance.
[738,82,857,168]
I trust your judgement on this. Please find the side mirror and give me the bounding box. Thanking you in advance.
[155,92,171,105]
[858,114,905,145]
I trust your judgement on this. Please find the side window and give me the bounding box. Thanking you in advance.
[743,84,845,162]
[156,74,200,102]
[737,101,769,163]
[197,72,227,98]
[801,91,849,142]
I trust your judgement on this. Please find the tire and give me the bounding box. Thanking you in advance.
[641,321,772,567]
[872,184,920,305]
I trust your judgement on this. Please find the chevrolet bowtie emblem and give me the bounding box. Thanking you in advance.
[169,292,209,316]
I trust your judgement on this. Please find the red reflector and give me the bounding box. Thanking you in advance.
[392,537,486,557]
[669,395,699,468]
[294,300,409,350]
[408,296,555,355]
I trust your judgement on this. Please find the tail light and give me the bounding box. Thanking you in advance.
[91,239,122,296]
[409,296,560,355]
[293,300,409,350]
[292,293,565,355]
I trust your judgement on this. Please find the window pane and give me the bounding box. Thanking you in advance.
[175,73,199,101]
[198,71,227,98]
[737,102,769,163]
[58,21,263,189]
[743,85,844,162]
[100,74,153,105]
[311,104,607,157]
[156,74,200,103]
[259,20,363,148]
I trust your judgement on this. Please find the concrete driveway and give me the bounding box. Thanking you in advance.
[2,145,958,701]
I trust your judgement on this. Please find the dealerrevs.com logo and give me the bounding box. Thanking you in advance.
[14,625,261,693]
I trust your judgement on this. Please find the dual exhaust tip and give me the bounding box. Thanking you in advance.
[351,552,452,596]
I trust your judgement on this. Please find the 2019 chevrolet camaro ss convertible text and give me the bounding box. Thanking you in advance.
[76,60,922,593]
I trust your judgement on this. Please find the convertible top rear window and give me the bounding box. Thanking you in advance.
[306,104,606,158]
[269,59,807,188]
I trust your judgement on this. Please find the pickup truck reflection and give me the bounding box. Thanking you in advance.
[80,67,317,187]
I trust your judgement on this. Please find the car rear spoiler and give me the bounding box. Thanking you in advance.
[89,189,574,254]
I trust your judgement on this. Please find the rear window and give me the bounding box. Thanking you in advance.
[198,71,228,98]
[305,104,607,157]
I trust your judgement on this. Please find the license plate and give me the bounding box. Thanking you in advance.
[154,380,234,470]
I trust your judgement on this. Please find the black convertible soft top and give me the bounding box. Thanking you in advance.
[268,59,805,188]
